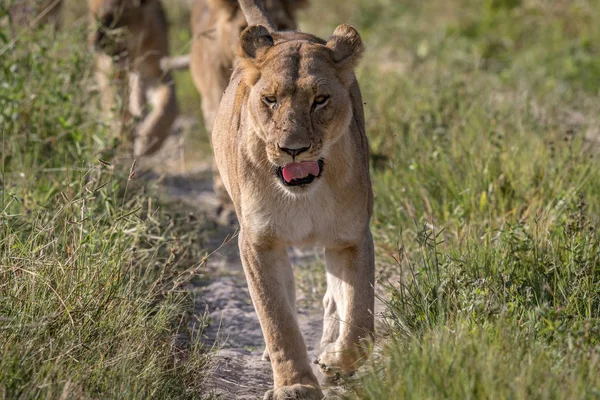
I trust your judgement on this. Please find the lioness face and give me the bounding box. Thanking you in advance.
[88,0,154,56]
[239,26,363,195]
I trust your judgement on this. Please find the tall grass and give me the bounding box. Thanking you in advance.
[1,8,208,399]
[303,0,600,397]
[358,213,600,399]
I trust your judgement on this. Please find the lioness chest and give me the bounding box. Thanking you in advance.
[240,181,367,247]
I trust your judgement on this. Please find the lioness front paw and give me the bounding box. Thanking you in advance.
[263,384,323,400]
[317,343,365,377]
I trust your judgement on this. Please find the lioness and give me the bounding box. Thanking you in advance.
[189,0,307,205]
[88,0,178,157]
[212,1,374,398]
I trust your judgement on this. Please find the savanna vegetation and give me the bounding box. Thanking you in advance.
[300,0,600,398]
[1,2,208,398]
[1,0,599,399]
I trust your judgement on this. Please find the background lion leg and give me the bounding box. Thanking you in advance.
[191,43,235,208]
[238,234,321,398]
[94,54,129,141]
[95,54,117,123]
[202,91,233,216]
[319,230,375,376]
[128,72,146,122]
[133,74,178,157]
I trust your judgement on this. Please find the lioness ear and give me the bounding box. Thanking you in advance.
[239,25,274,59]
[326,24,364,83]
[238,25,274,84]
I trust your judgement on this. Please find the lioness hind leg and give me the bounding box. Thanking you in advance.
[238,234,322,398]
[318,230,375,376]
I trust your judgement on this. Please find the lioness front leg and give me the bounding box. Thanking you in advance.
[261,256,296,362]
[319,230,375,376]
[238,233,322,400]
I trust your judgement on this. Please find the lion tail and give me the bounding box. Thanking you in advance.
[238,0,277,32]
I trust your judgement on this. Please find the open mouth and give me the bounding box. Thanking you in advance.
[276,160,324,187]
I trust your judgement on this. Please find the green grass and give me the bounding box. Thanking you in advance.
[302,0,600,398]
[0,6,209,398]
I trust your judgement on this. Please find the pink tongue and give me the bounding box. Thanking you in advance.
[282,162,320,183]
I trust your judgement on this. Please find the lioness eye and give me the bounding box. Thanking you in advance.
[313,95,329,107]
[262,96,277,106]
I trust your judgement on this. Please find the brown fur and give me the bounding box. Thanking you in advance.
[189,0,307,204]
[88,0,178,157]
[212,21,375,399]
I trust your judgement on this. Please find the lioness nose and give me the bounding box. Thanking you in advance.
[278,144,311,157]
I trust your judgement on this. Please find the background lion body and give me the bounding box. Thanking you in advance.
[189,0,307,131]
[88,0,178,157]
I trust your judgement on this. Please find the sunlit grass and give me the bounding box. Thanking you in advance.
[303,0,600,397]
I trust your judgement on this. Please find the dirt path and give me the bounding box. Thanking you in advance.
[195,238,328,398]
[145,121,340,399]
